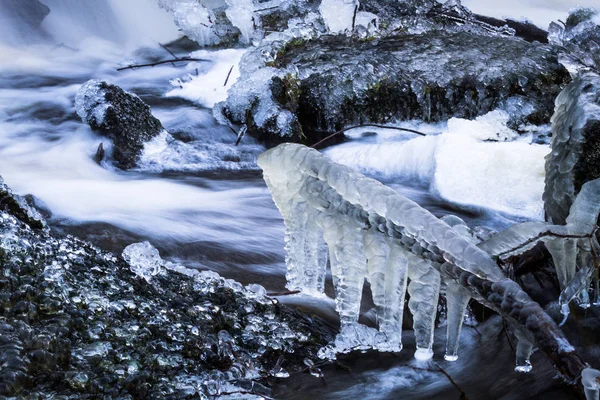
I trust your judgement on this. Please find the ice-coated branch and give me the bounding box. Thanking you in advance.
[258,143,587,383]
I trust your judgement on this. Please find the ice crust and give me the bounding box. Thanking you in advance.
[74,79,110,126]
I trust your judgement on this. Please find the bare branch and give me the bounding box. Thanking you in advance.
[311,124,427,148]
[117,57,210,71]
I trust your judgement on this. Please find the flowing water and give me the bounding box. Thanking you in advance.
[0,1,583,398]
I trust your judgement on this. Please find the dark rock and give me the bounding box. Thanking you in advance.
[93,142,105,164]
[474,14,549,43]
[544,72,600,224]
[0,177,334,398]
[75,80,163,169]
[0,178,45,230]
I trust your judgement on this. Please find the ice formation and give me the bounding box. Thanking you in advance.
[158,0,221,46]
[122,241,163,282]
[259,143,598,381]
[583,368,600,400]
[74,79,110,126]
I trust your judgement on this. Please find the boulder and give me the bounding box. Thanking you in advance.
[221,30,569,145]
[75,80,163,169]
[0,177,334,398]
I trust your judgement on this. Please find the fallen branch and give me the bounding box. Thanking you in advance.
[117,57,210,71]
[310,124,427,148]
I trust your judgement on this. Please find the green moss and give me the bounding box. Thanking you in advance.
[266,37,309,68]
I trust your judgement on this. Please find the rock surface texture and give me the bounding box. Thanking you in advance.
[221,30,569,145]
[75,80,164,169]
[0,177,333,398]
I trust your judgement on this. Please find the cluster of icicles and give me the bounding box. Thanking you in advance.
[258,143,600,385]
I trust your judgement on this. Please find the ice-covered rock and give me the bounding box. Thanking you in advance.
[0,0,50,45]
[221,29,568,143]
[75,80,164,169]
[0,177,333,398]
[0,177,46,230]
[548,7,600,74]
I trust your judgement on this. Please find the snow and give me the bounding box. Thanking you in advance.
[319,0,359,33]
[74,79,109,125]
[325,112,548,220]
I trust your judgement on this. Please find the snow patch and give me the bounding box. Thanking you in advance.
[325,111,548,219]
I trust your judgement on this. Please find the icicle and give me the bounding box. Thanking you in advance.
[582,368,600,400]
[283,201,310,291]
[302,209,327,294]
[378,241,409,352]
[408,261,441,361]
[558,266,594,325]
[444,281,471,361]
[545,238,578,290]
[322,216,367,327]
[363,229,390,322]
[514,329,534,373]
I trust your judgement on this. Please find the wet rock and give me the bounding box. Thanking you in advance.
[75,80,164,169]
[222,30,569,145]
[0,177,334,398]
[0,178,45,230]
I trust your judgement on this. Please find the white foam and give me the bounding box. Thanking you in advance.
[166,49,247,108]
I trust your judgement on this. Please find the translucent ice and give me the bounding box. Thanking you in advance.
[74,79,110,126]
[122,241,163,282]
[583,368,600,400]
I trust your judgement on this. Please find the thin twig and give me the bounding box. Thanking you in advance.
[311,124,426,148]
[117,58,210,71]
[224,65,235,87]
[352,5,358,31]
[159,43,178,59]
[267,290,301,296]
[408,364,468,399]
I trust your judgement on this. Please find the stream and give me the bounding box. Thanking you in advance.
[0,1,587,398]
